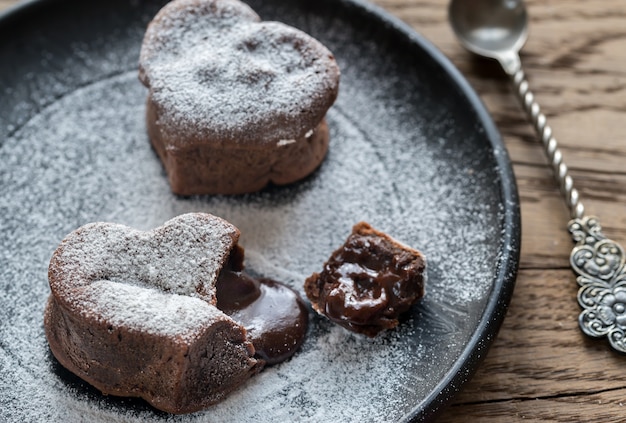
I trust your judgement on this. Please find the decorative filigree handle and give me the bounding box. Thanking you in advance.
[569,217,626,352]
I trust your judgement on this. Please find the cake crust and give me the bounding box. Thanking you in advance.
[146,97,330,195]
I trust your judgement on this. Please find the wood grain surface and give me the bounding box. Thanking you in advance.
[2,0,625,421]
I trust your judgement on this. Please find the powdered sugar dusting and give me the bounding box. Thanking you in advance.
[0,1,518,421]
[140,0,340,144]
[50,214,238,304]
[83,280,227,341]
[48,213,238,338]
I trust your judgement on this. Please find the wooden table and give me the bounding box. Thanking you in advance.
[2,0,624,421]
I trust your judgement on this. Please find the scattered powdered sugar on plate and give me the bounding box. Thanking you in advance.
[0,69,504,422]
[0,1,518,421]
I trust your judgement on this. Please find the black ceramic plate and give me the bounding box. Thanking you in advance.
[0,0,520,421]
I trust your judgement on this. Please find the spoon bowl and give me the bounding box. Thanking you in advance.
[449,0,528,72]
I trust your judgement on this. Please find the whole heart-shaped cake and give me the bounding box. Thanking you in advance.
[139,0,340,195]
[44,213,308,414]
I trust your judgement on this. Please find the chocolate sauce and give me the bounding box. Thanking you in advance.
[216,252,308,365]
[304,222,426,337]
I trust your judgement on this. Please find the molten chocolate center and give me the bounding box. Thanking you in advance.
[311,229,425,336]
[216,249,307,365]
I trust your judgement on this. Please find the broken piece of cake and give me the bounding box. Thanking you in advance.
[304,222,426,337]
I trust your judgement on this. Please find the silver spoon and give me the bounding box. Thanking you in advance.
[449,0,626,353]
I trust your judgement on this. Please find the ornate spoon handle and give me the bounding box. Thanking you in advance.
[502,53,626,352]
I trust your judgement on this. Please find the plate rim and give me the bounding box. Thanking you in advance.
[0,0,521,422]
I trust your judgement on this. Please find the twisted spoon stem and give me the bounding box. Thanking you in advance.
[506,63,584,219]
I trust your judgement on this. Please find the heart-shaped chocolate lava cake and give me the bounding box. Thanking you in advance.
[44,213,307,414]
[139,0,340,195]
